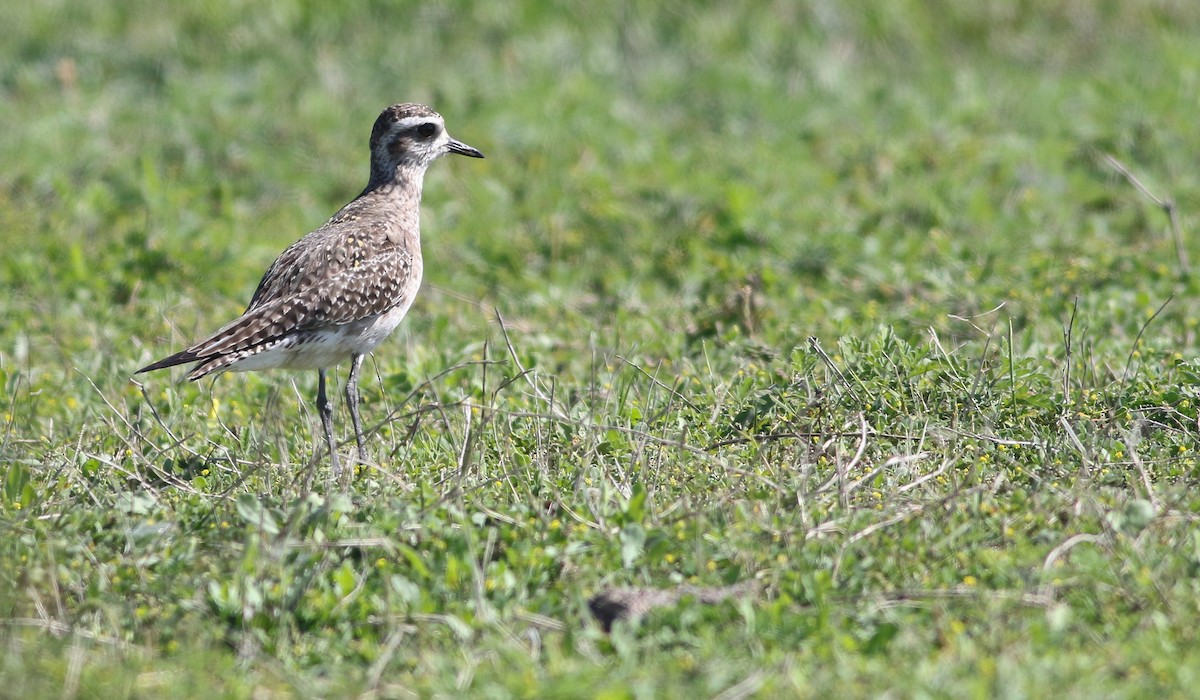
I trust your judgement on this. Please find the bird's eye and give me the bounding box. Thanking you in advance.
[416,122,438,138]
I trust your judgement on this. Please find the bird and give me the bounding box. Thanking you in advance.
[136,103,484,476]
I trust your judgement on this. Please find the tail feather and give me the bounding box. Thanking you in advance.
[138,291,313,380]
[135,349,202,375]
[136,347,252,380]
[137,300,291,379]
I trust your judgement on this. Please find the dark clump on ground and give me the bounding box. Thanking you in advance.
[588,580,761,632]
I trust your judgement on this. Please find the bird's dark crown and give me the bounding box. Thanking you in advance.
[363,102,481,190]
[369,103,442,152]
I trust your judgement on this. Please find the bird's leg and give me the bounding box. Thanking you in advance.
[345,353,367,468]
[317,368,341,477]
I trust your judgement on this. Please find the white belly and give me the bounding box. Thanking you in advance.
[228,302,413,372]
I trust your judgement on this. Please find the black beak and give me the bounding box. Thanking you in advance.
[447,138,484,159]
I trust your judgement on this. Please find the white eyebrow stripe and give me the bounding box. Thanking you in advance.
[394,116,442,130]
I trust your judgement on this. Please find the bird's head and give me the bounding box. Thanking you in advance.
[368,103,483,181]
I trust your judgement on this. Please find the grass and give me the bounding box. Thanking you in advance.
[4,0,1200,697]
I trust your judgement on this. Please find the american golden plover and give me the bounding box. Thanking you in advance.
[137,103,484,475]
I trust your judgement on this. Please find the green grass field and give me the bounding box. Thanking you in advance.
[5,1,1200,697]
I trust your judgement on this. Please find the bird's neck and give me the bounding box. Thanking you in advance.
[344,166,425,244]
[363,163,427,198]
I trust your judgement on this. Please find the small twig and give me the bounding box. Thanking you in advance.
[1039,533,1105,600]
[1007,318,1017,410]
[965,306,1004,408]
[840,416,868,506]
[816,415,868,506]
[842,451,928,495]
[365,625,413,692]
[713,670,767,700]
[1104,153,1190,276]
[495,310,569,420]
[0,371,23,455]
[849,587,1053,608]
[132,380,185,451]
[1123,431,1159,511]
[372,359,505,445]
[848,503,926,544]
[1061,297,1078,416]
[459,403,748,476]
[1059,416,1093,481]
[939,427,1040,448]
[705,429,919,450]
[807,336,851,391]
[1,617,136,650]
[1118,294,1173,397]
[897,456,952,494]
[457,402,477,481]
[615,355,701,412]
[946,301,1007,334]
